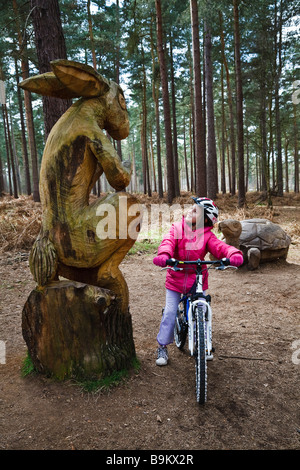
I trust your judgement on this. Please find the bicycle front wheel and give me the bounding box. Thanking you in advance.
[174,302,187,350]
[195,304,207,404]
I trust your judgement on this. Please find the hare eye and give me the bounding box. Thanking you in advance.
[119,93,127,110]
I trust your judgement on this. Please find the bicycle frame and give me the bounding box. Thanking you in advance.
[179,261,212,357]
[166,257,232,357]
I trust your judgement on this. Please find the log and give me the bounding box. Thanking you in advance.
[22,280,136,381]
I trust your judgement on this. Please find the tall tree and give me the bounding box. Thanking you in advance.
[12,0,40,201]
[219,10,236,195]
[141,46,152,197]
[14,57,31,196]
[155,0,175,203]
[274,0,284,196]
[204,15,218,199]
[190,0,206,196]
[87,0,97,70]
[150,14,164,198]
[233,0,245,207]
[293,99,299,193]
[2,98,18,198]
[115,0,122,160]
[169,33,180,197]
[30,0,71,139]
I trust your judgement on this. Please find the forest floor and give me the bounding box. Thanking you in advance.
[0,191,299,451]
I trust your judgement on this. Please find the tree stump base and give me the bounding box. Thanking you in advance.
[22,280,136,381]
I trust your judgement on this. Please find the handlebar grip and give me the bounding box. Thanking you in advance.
[222,258,231,266]
[166,258,176,266]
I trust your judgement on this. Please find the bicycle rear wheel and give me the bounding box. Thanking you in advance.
[174,302,187,350]
[195,304,207,404]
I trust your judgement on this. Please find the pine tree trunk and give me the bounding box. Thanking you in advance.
[219,11,236,195]
[150,16,163,198]
[155,0,175,203]
[25,86,40,202]
[1,104,12,195]
[115,0,122,161]
[221,63,226,194]
[204,19,218,200]
[12,0,35,198]
[141,53,151,197]
[87,0,97,69]
[3,104,18,198]
[9,110,22,194]
[293,103,299,193]
[188,41,195,192]
[190,0,206,196]
[183,115,190,192]
[0,145,4,195]
[30,0,72,139]
[154,88,163,198]
[169,35,180,197]
[189,116,194,192]
[274,0,283,197]
[15,58,31,196]
[284,137,289,192]
[140,118,147,195]
[149,126,157,192]
[233,0,245,207]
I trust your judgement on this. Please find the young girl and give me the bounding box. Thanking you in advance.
[153,197,243,366]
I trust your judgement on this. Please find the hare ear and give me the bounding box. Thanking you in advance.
[50,59,110,98]
[19,72,81,99]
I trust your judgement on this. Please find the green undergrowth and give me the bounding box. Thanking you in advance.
[21,351,37,377]
[21,352,141,394]
[77,357,141,394]
[128,239,160,255]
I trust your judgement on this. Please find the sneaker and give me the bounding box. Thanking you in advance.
[156,346,168,366]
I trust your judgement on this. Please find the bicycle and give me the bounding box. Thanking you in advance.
[163,257,237,404]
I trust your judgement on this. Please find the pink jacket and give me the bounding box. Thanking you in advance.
[157,217,243,294]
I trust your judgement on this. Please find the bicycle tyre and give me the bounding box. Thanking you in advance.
[195,303,207,404]
[174,303,187,350]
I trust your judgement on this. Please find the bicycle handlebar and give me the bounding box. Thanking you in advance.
[164,257,235,272]
[166,257,230,266]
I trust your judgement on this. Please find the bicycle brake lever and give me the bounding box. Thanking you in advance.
[216,265,237,271]
[160,267,183,271]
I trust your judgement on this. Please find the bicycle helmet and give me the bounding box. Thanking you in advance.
[191,197,219,225]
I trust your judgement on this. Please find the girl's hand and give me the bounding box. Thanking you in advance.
[229,253,244,267]
[153,253,170,268]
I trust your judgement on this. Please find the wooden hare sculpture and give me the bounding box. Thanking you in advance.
[19,60,141,313]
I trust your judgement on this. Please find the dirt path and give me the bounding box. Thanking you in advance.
[0,198,299,451]
[0,249,299,450]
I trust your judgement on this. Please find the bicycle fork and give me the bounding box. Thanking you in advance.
[188,299,213,359]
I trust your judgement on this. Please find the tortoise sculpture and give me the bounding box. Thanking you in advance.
[218,218,291,270]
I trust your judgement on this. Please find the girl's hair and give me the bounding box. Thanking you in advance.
[204,217,213,227]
